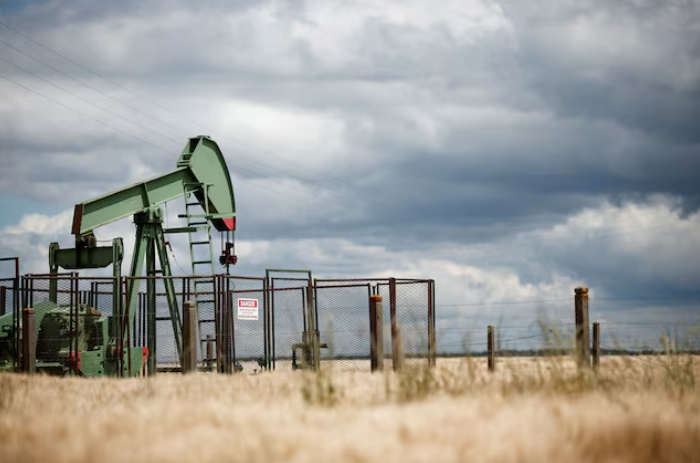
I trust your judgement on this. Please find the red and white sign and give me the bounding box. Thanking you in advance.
[237,298,259,321]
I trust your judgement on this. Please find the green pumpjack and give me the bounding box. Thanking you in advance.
[0,135,236,376]
[0,301,147,377]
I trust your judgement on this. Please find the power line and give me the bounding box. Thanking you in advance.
[437,298,570,307]
[437,295,700,309]
[599,342,668,368]
[0,19,355,204]
[0,54,182,149]
[592,296,700,302]
[0,65,338,212]
[0,65,320,217]
[439,332,545,348]
[0,70,172,154]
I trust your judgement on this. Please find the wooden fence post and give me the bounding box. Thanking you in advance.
[182,300,197,374]
[487,325,495,372]
[396,330,405,371]
[22,307,35,374]
[369,294,384,372]
[574,287,590,369]
[592,322,600,370]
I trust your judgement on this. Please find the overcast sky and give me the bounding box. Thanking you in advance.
[0,0,699,351]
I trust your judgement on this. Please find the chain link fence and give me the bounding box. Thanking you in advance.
[376,279,435,371]
[315,283,372,372]
[270,282,308,372]
[4,272,436,375]
[316,278,436,372]
[0,258,20,370]
[227,276,267,373]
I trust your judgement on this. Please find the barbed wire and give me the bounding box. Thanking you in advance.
[598,342,670,369]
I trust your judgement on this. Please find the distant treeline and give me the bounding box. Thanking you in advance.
[437,348,700,357]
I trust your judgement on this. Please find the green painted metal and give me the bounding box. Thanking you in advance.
[32,135,237,377]
[153,220,181,366]
[177,136,236,232]
[146,237,157,376]
[0,301,145,377]
[72,136,235,237]
[184,182,217,350]
[48,240,123,330]
[73,169,193,236]
[163,226,206,234]
[0,301,55,371]
[124,210,182,376]
[51,246,115,269]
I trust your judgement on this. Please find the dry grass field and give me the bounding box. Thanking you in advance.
[1,355,699,463]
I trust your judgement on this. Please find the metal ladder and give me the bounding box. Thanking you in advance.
[183,183,218,365]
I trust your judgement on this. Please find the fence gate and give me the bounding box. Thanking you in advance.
[315,278,436,372]
[314,283,372,372]
[268,274,314,371]
[226,276,267,373]
[376,279,435,370]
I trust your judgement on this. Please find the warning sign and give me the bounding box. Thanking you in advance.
[237,298,259,321]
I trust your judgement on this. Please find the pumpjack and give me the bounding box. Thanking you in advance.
[0,135,237,376]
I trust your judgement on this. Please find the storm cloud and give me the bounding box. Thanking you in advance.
[0,0,699,350]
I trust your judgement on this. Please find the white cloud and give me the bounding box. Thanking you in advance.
[3,195,698,297]
[214,99,347,171]
[289,0,514,68]
[522,195,700,290]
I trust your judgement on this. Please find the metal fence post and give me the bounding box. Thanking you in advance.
[389,277,403,372]
[224,290,234,374]
[183,300,197,374]
[592,321,600,370]
[369,294,384,372]
[22,307,35,374]
[487,325,495,373]
[0,286,6,316]
[206,334,214,371]
[428,280,436,367]
[306,285,320,372]
[264,278,271,371]
[575,287,591,369]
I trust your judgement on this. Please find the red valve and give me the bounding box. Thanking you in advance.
[219,242,237,266]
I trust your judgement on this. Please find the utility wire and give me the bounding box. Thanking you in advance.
[599,342,669,368]
[438,294,700,309]
[0,70,172,154]
[0,66,336,210]
[439,332,545,348]
[1,18,694,241]
[0,33,189,142]
[437,298,570,308]
[0,19,354,203]
[593,296,700,301]
[0,54,182,148]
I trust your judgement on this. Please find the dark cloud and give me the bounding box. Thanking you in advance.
[0,0,699,332]
[502,0,700,143]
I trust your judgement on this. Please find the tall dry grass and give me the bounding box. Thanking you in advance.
[1,352,699,463]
